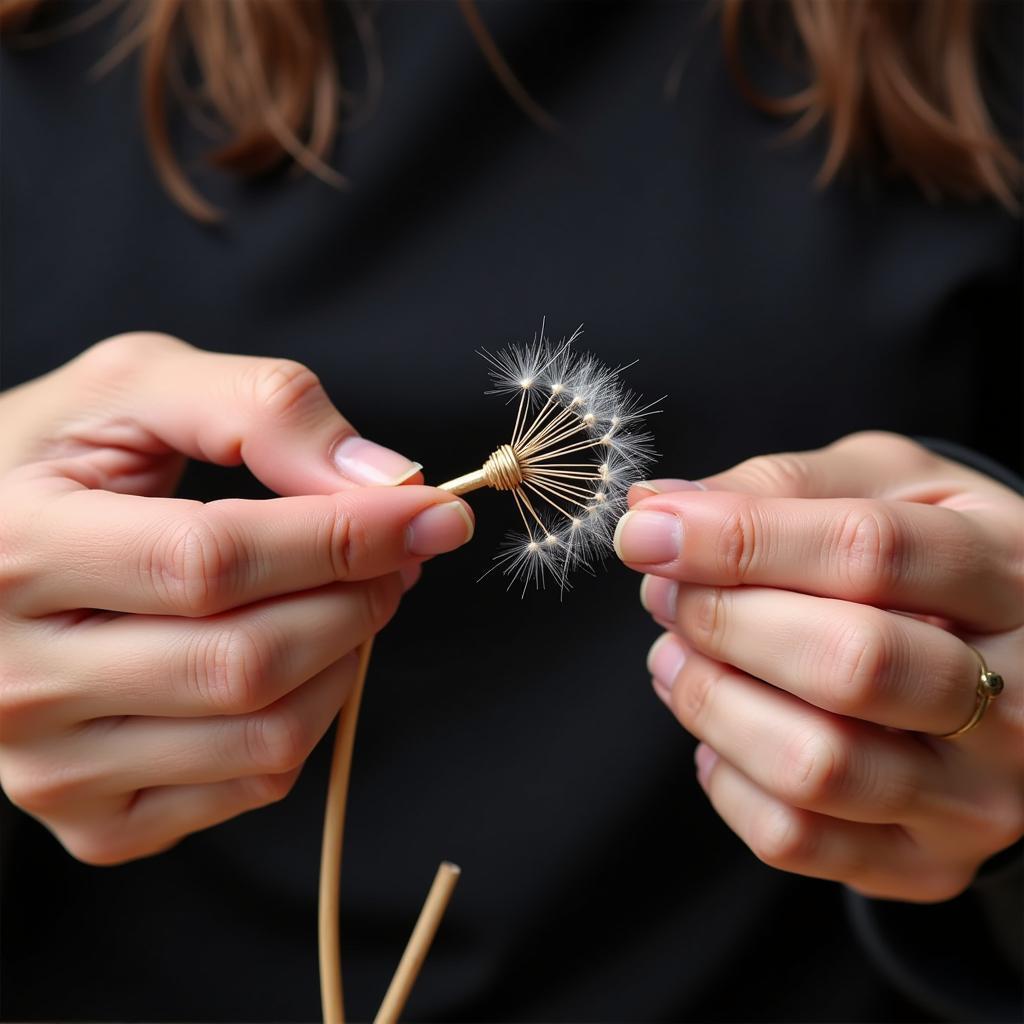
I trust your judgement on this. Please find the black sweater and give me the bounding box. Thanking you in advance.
[1,2,1021,1021]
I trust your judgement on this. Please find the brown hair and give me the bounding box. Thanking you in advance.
[721,0,1020,209]
[2,0,1019,219]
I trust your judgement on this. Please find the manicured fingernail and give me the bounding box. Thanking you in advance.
[640,575,678,622]
[633,479,706,495]
[407,501,474,556]
[614,510,681,564]
[399,564,422,592]
[334,436,422,486]
[647,633,686,689]
[695,743,719,788]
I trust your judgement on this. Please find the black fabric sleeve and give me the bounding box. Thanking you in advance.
[845,438,1023,1023]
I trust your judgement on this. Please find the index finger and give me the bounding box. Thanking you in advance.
[11,481,473,617]
[614,491,1017,631]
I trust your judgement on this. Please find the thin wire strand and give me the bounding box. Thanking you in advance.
[517,404,587,456]
[515,486,552,535]
[511,487,535,537]
[509,388,530,449]
[526,475,600,500]
[515,393,573,452]
[519,417,595,456]
[527,438,607,462]
[524,479,591,514]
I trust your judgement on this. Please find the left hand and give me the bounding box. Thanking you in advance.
[614,431,1024,902]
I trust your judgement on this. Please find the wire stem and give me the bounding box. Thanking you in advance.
[319,637,375,1024]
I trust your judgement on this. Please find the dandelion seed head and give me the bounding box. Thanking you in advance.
[470,322,659,593]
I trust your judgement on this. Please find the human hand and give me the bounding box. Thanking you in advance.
[615,431,1023,901]
[0,333,474,864]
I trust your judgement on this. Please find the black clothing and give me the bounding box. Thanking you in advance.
[1,2,1021,1021]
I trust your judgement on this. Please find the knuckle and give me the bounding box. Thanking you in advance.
[1,761,77,816]
[749,805,816,870]
[820,615,892,715]
[247,769,300,806]
[247,359,323,421]
[715,500,760,582]
[835,431,936,472]
[831,503,903,602]
[324,503,372,581]
[245,707,308,775]
[736,453,813,497]
[194,623,277,714]
[0,677,52,741]
[0,518,29,604]
[872,769,919,820]
[73,332,181,380]
[777,728,849,808]
[685,586,729,652]
[672,660,718,732]
[149,509,239,616]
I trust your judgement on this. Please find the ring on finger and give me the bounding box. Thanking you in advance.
[937,646,1004,740]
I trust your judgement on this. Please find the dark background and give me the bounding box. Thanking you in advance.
[1,1,1021,1020]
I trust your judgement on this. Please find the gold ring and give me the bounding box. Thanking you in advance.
[937,646,1005,739]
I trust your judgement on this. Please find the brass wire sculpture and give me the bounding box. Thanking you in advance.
[442,326,659,593]
[320,326,659,1022]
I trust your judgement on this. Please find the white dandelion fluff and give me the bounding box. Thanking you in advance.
[438,323,661,593]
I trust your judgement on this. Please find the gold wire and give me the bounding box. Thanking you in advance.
[517,401,578,456]
[525,470,600,495]
[511,487,536,537]
[527,476,594,506]
[515,390,559,449]
[527,438,607,461]
[518,413,588,457]
[524,461,602,469]
[515,486,552,535]
[509,389,530,449]
[523,481,586,518]
[527,469,602,482]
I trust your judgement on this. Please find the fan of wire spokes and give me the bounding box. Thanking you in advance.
[438,326,659,593]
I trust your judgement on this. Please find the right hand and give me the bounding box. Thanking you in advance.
[0,333,474,864]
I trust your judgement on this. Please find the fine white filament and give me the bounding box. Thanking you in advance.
[477,324,660,595]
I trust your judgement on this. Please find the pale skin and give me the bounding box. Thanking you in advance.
[0,333,475,865]
[615,432,1024,902]
[2,338,1021,906]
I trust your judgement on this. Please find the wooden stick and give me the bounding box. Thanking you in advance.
[319,637,375,1024]
[374,862,462,1024]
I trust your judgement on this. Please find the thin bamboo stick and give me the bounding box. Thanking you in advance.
[374,862,462,1024]
[319,637,375,1024]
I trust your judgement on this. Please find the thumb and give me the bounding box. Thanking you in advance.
[69,333,423,497]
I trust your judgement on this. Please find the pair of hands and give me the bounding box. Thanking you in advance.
[2,335,1021,904]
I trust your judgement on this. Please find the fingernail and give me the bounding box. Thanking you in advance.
[399,564,422,592]
[647,633,686,689]
[407,501,474,556]
[334,436,422,486]
[695,743,719,789]
[614,510,681,564]
[634,479,706,495]
[640,575,678,622]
